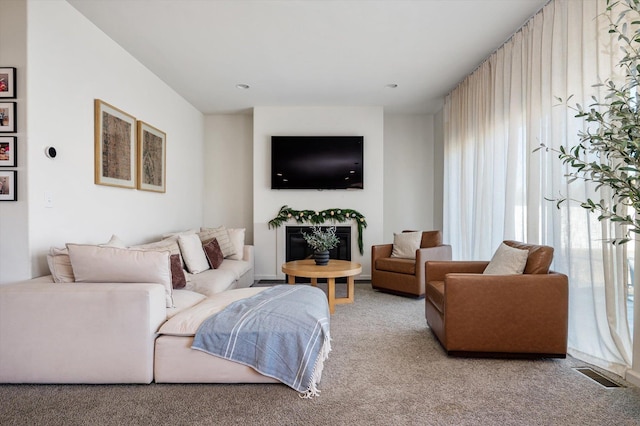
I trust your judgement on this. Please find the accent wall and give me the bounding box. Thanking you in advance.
[0,0,205,283]
[252,106,385,280]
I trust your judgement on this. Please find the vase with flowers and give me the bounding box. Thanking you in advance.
[302,226,340,266]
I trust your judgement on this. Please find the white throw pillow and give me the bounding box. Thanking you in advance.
[178,233,211,274]
[162,229,198,239]
[198,226,236,258]
[226,228,246,261]
[483,243,529,275]
[99,234,127,248]
[66,244,173,307]
[390,231,422,259]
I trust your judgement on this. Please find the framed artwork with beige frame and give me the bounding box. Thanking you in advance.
[94,99,136,189]
[137,120,166,193]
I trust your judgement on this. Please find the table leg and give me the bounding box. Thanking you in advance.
[311,278,318,287]
[346,276,355,303]
[327,278,336,314]
[287,274,295,284]
[334,276,355,306]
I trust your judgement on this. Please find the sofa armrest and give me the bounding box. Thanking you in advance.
[371,243,393,262]
[0,280,167,383]
[425,260,489,282]
[243,244,254,265]
[443,272,569,354]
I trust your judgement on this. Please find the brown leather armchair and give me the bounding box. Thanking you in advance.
[425,241,568,358]
[371,230,452,297]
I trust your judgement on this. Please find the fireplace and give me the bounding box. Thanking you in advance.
[285,226,351,282]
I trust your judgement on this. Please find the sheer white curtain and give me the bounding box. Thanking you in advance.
[443,0,633,375]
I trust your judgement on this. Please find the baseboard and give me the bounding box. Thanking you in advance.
[625,368,640,387]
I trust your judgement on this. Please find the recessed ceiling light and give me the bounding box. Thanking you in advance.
[236,84,250,89]
[385,83,398,88]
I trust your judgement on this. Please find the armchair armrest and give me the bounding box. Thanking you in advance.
[371,243,393,261]
[425,260,489,282]
[416,245,452,278]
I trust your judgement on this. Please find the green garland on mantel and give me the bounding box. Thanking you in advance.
[268,205,368,255]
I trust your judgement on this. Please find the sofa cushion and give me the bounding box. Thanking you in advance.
[425,281,445,314]
[199,226,236,258]
[185,268,237,297]
[203,238,224,269]
[504,240,554,274]
[170,254,187,289]
[166,289,207,319]
[483,242,529,275]
[133,237,184,267]
[375,257,416,275]
[47,247,75,283]
[178,234,210,274]
[158,287,267,336]
[226,228,246,261]
[66,244,173,308]
[391,231,422,259]
[216,259,251,280]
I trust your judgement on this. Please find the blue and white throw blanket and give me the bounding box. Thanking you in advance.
[191,285,331,398]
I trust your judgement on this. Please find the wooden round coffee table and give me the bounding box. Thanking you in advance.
[281,259,362,314]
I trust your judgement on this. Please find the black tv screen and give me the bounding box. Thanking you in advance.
[271,136,364,190]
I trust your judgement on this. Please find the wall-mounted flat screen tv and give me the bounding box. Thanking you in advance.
[271,136,364,190]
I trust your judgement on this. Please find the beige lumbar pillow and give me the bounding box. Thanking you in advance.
[66,244,173,307]
[483,243,529,275]
[48,235,126,283]
[390,231,422,259]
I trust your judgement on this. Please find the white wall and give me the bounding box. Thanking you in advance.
[382,114,437,240]
[22,0,204,279]
[0,0,29,284]
[433,108,444,232]
[203,114,254,242]
[252,106,384,280]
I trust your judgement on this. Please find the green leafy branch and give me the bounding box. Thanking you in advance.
[268,205,368,254]
[536,0,640,244]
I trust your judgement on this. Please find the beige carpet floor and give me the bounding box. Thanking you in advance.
[1,282,639,425]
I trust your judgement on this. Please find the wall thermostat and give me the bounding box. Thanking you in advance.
[45,146,57,158]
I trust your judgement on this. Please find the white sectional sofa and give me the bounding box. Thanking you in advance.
[0,227,278,384]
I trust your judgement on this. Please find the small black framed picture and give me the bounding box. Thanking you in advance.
[0,170,17,201]
[0,68,16,99]
[0,136,16,167]
[0,102,16,133]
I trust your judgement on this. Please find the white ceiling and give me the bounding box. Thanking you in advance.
[67,0,548,115]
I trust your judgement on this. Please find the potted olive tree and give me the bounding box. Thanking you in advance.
[302,226,340,266]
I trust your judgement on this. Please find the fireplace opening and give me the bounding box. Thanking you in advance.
[285,226,351,283]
